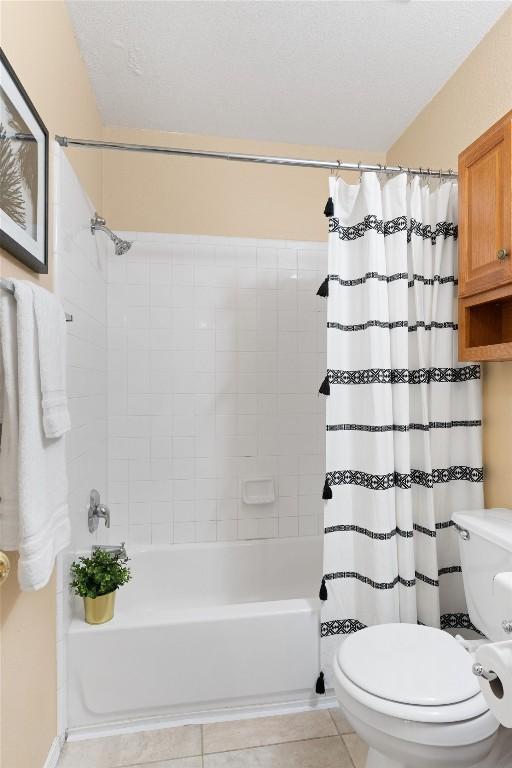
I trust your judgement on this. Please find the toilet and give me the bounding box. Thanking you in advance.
[333,509,512,768]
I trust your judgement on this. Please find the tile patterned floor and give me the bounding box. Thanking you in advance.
[58,709,369,768]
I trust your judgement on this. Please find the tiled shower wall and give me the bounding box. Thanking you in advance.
[54,148,108,736]
[56,150,108,552]
[106,233,327,545]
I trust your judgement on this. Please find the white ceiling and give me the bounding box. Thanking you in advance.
[67,0,510,151]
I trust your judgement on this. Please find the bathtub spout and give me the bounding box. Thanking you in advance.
[92,542,128,562]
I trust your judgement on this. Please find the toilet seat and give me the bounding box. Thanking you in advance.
[333,624,490,725]
[334,658,498,750]
[338,623,480,708]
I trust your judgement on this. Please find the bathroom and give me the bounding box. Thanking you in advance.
[1,1,512,767]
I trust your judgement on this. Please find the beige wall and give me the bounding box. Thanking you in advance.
[1,559,57,768]
[103,126,384,241]
[387,7,512,509]
[0,3,103,768]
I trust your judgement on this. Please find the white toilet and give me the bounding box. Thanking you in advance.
[333,509,512,768]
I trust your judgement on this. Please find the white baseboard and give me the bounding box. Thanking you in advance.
[67,693,338,742]
[43,736,62,768]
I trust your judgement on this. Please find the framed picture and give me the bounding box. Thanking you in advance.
[0,48,48,273]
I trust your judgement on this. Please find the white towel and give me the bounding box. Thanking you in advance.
[0,291,20,549]
[12,281,70,590]
[30,283,70,438]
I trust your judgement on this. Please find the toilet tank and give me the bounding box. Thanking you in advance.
[453,509,512,642]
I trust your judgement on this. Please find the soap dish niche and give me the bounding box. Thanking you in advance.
[242,478,275,505]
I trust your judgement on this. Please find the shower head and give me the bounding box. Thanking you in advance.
[90,214,132,255]
[111,234,132,256]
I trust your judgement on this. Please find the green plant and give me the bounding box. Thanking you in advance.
[70,549,131,599]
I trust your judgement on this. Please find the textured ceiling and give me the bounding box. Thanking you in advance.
[66,0,510,150]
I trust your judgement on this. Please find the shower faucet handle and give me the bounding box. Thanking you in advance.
[88,489,111,533]
[97,504,111,528]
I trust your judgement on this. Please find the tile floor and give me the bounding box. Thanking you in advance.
[58,708,369,768]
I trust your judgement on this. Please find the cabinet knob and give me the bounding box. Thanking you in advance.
[497,248,508,261]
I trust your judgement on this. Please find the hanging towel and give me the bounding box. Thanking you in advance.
[0,291,20,549]
[30,284,70,438]
[12,281,70,590]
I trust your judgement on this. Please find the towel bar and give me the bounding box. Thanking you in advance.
[0,279,73,322]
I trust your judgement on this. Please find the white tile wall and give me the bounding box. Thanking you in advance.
[107,233,327,545]
[55,151,108,554]
[54,148,110,738]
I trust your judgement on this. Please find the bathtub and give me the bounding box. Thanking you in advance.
[67,536,323,732]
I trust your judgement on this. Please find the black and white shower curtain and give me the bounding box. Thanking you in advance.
[319,173,484,682]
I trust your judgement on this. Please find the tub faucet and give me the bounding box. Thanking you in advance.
[92,542,128,562]
[88,489,110,533]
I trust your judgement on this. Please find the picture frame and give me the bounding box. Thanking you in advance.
[0,48,48,273]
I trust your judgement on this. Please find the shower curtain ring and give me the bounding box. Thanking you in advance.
[335,160,341,179]
[358,161,362,182]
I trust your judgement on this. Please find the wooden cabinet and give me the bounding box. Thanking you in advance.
[458,111,512,361]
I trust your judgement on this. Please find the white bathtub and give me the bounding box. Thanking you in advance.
[68,536,323,732]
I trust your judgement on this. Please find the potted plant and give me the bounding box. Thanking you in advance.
[70,548,131,625]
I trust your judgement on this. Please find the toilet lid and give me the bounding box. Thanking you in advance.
[337,624,480,706]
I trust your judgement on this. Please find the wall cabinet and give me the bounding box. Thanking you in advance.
[458,110,512,361]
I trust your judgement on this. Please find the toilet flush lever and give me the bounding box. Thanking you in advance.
[472,663,498,682]
[88,489,111,533]
[454,524,470,541]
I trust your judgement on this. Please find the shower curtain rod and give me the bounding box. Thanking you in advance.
[55,136,457,179]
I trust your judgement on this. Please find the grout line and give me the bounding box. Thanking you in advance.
[109,750,203,768]
[327,708,338,730]
[336,733,356,768]
[341,734,358,768]
[201,732,339,756]
[328,707,355,737]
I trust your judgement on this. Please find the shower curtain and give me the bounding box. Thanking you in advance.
[319,172,483,683]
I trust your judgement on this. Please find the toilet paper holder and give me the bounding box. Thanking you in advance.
[472,662,498,681]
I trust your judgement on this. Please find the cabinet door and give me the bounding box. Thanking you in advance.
[458,113,512,298]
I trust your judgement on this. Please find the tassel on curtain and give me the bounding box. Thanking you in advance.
[323,197,334,218]
[315,671,326,694]
[317,277,329,297]
[322,478,332,500]
[318,375,330,396]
